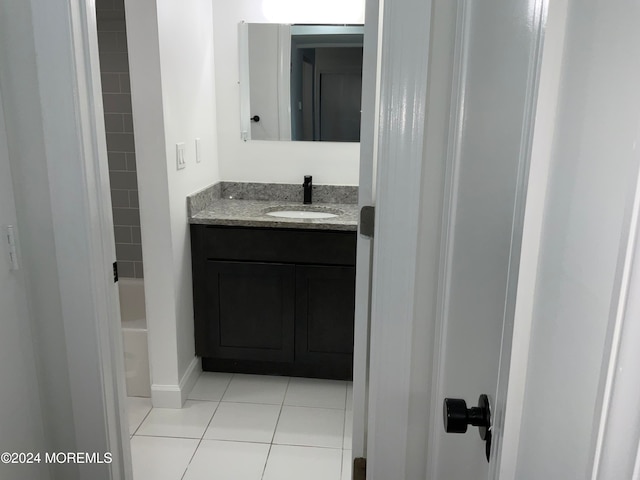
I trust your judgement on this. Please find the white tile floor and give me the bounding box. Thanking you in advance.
[128,373,353,480]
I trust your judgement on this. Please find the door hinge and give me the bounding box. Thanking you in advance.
[353,457,366,480]
[113,262,118,283]
[360,206,375,238]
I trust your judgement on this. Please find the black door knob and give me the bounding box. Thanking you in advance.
[250,115,260,122]
[443,394,492,461]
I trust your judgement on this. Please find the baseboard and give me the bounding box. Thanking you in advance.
[150,384,182,408]
[179,356,201,405]
[150,357,201,408]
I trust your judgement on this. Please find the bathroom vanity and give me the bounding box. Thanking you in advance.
[188,182,358,380]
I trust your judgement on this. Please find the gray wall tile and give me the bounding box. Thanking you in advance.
[131,226,142,244]
[110,190,130,208]
[129,191,139,208]
[104,113,124,133]
[126,152,136,171]
[98,32,120,53]
[109,171,138,190]
[97,19,126,32]
[122,114,133,133]
[99,52,129,73]
[95,0,114,11]
[117,261,135,278]
[103,94,131,113]
[107,152,127,171]
[116,244,143,262]
[112,208,140,227]
[134,262,144,279]
[117,32,128,52]
[100,73,120,93]
[106,133,135,152]
[98,3,141,278]
[114,226,132,243]
[120,73,131,93]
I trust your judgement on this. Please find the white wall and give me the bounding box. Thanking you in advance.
[514,0,640,477]
[126,0,220,406]
[0,86,50,480]
[212,0,364,185]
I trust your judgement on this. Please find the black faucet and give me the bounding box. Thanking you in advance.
[303,175,312,204]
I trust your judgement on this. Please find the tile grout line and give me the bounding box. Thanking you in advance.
[133,433,210,441]
[260,376,291,480]
[168,372,233,480]
[341,387,348,480]
[344,383,353,480]
[177,417,214,480]
[179,371,233,480]
[178,373,229,480]
[132,436,278,446]
[131,375,350,479]
[133,434,345,450]
[216,372,236,403]
[187,371,235,403]
[130,398,153,437]
[273,403,350,411]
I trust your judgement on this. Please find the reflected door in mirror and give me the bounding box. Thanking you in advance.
[241,23,364,142]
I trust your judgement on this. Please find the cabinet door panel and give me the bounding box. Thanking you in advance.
[202,261,295,362]
[295,265,355,379]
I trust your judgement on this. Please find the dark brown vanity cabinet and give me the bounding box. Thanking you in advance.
[190,225,356,380]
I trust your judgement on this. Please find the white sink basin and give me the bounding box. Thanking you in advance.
[265,210,339,219]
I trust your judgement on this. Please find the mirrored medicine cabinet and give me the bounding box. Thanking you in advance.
[239,23,364,143]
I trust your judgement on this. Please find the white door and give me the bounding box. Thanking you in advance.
[364,0,546,478]
[427,0,547,477]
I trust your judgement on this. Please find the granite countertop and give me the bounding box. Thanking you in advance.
[187,182,359,232]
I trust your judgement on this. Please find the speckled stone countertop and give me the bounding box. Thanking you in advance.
[187,182,359,231]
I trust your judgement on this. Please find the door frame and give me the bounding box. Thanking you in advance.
[67,1,133,478]
[364,0,434,476]
[45,0,133,478]
[351,0,382,460]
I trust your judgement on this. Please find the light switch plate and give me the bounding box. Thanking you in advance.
[5,225,19,271]
[176,143,186,170]
[195,138,201,163]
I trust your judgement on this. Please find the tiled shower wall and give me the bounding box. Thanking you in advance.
[96,0,143,278]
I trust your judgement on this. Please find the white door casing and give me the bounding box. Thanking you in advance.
[351,0,382,460]
[509,0,640,477]
[70,2,133,477]
[365,0,433,475]
[590,135,640,480]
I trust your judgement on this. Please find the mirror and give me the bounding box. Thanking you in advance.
[239,23,364,142]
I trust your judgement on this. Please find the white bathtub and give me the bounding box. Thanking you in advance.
[119,278,151,397]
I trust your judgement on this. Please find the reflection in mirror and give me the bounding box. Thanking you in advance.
[240,24,364,142]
